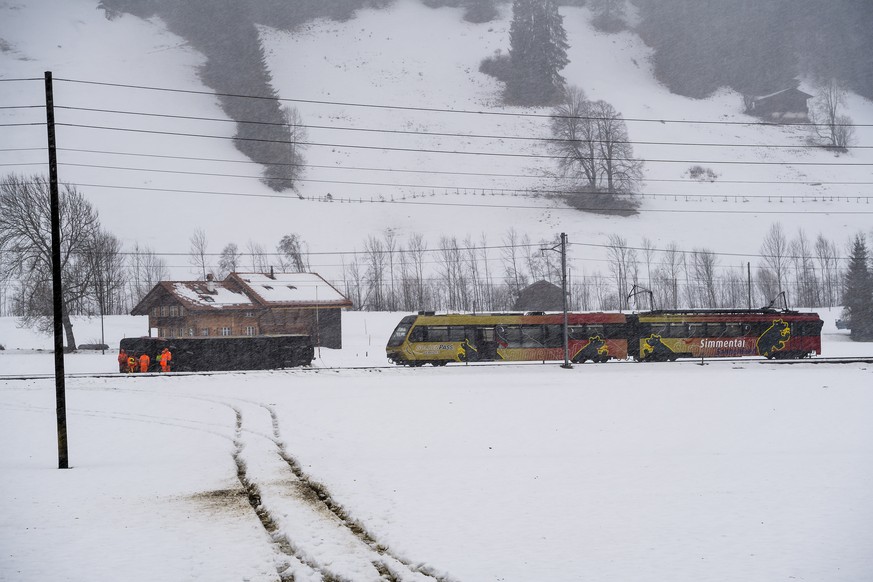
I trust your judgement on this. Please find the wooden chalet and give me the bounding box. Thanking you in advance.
[130,272,353,349]
[743,86,813,123]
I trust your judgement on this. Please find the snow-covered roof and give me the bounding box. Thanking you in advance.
[232,272,351,306]
[170,282,253,309]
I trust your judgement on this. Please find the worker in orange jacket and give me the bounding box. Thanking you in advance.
[139,352,151,373]
[118,348,128,373]
[127,355,138,374]
[160,347,172,372]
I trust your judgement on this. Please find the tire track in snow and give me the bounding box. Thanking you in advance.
[232,399,455,582]
[231,407,338,582]
[259,402,455,582]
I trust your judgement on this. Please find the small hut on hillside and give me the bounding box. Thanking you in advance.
[743,86,813,123]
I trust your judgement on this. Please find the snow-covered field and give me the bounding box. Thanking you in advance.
[2,312,873,581]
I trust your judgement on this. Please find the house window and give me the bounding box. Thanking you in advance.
[221,327,232,336]
[161,305,168,317]
[151,307,160,318]
[188,327,194,337]
[178,328,185,338]
[200,328,210,336]
[244,326,256,336]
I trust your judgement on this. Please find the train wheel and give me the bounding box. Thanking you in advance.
[432,361,448,367]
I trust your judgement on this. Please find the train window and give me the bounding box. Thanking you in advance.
[707,323,719,336]
[669,323,687,337]
[409,326,425,342]
[724,323,742,337]
[427,326,449,342]
[586,324,605,337]
[448,326,466,342]
[568,326,585,340]
[604,324,626,338]
[688,323,705,337]
[500,325,522,347]
[521,325,544,347]
[479,327,495,342]
[544,325,563,347]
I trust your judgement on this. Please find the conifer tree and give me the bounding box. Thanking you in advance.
[842,234,873,341]
[507,0,569,105]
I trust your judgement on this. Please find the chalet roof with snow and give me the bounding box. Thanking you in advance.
[229,272,353,308]
[130,280,254,315]
[130,272,352,315]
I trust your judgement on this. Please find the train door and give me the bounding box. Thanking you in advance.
[474,326,498,361]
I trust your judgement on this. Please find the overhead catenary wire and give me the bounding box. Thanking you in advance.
[2,178,870,214]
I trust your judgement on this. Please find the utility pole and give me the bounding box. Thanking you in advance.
[543,233,572,368]
[45,71,69,469]
[747,262,752,309]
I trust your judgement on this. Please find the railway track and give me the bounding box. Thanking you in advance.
[2,355,872,382]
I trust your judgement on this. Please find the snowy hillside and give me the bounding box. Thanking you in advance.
[2,0,872,285]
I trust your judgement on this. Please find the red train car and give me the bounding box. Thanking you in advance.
[627,309,823,361]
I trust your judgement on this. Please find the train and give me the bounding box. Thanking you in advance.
[386,308,823,366]
[119,334,314,372]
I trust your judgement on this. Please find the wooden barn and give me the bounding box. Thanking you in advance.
[743,87,813,123]
[130,272,353,349]
[513,280,564,312]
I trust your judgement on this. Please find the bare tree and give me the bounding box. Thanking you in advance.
[280,105,308,190]
[606,234,636,310]
[363,235,386,310]
[815,233,840,307]
[218,242,242,279]
[128,243,168,306]
[0,174,102,349]
[654,242,682,309]
[592,100,643,196]
[810,79,854,150]
[86,230,127,316]
[691,248,719,308]
[791,229,818,307]
[188,227,209,280]
[245,240,269,272]
[550,86,598,192]
[549,87,643,212]
[759,222,790,296]
[502,228,527,300]
[276,233,309,272]
[407,233,428,309]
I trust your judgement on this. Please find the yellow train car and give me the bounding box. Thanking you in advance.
[386,312,629,366]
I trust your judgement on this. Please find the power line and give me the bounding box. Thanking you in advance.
[51,104,873,149]
[43,147,873,187]
[5,179,867,214]
[52,122,873,167]
[50,162,873,201]
[53,76,873,128]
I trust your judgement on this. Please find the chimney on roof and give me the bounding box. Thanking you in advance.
[269,266,275,280]
[206,273,216,293]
